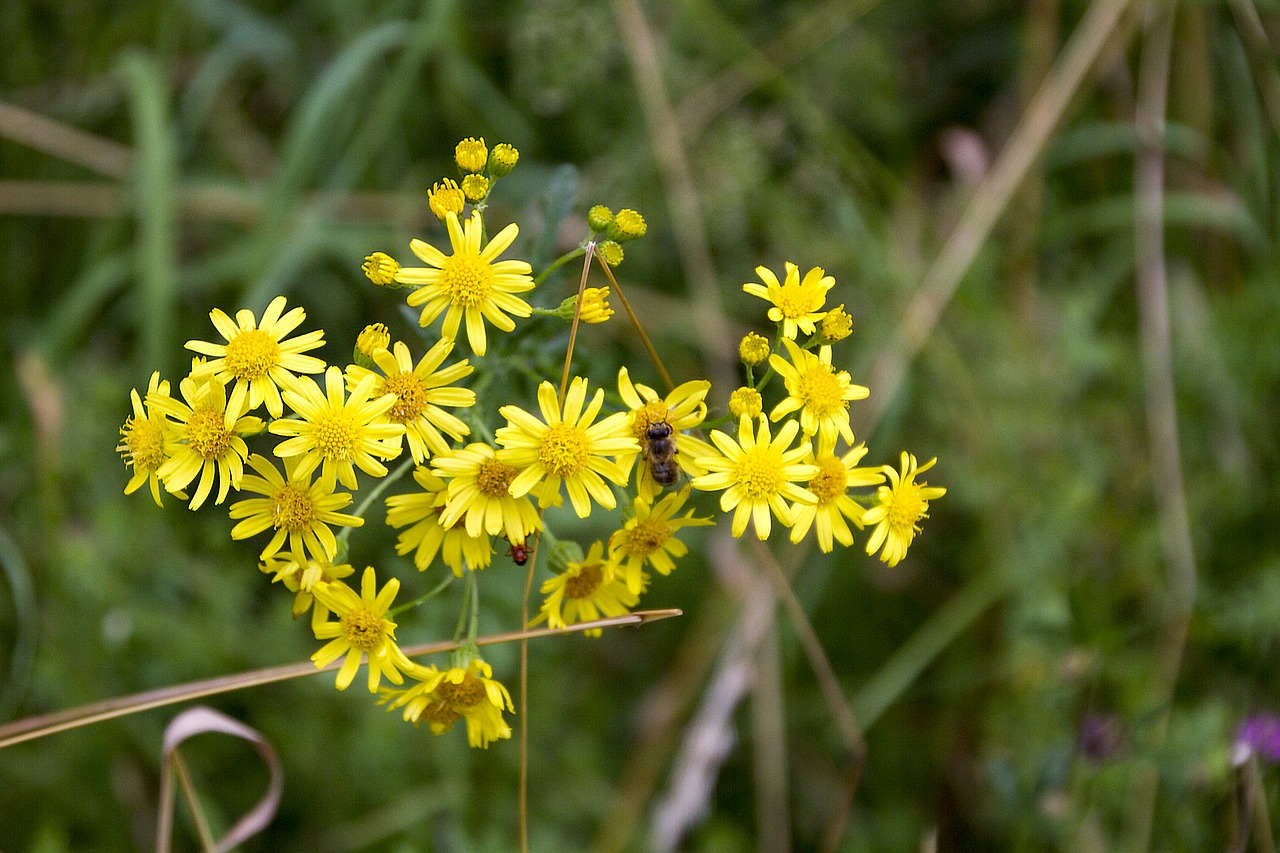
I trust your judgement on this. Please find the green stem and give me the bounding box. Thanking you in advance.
[339,456,416,548]
[535,246,587,286]
[388,572,455,618]
[454,570,475,644]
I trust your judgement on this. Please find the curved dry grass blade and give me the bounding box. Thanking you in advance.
[0,609,680,750]
[155,706,283,853]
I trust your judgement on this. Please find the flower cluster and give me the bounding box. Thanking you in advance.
[680,261,945,562]
[118,136,946,749]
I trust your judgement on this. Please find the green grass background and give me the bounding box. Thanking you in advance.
[2,0,1280,850]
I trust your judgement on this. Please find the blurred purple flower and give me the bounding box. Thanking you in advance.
[1077,713,1125,763]
[1233,714,1280,766]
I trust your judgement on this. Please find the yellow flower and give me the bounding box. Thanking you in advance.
[460,173,490,203]
[269,366,406,491]
[380,658,513,748]
[362,252,401,286]
[863,452,946,566]
[454,136,488,173]
[311,567,415,692]
[385,467,494,575]
[427,179,465,221]
[821,304,853,342]
[742,262,834,340]
[691,415,818,540]
[738,332,771,366]
[495,377,638,517]
[577,287,614,323]
[260,554,354,624]
[607,208,647,241]
[395,211,536,356]
[768,338,868,446]
[728,386,763,419]
[345,339,475,465]
[229,454,363,563]
[489,142,519,177]
[432,443,542,542]
[355,323,391,358]
[118,371,182,507]
[534,541,641,637]
[609,487,714,594]
[616,366,711,500]
[789,440,885,552]
[149,374,263,510]
[184,295,326,418]
[596,240,623,267]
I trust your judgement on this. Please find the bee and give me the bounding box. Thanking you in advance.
[506,539,529,566]
[643,421,680,488]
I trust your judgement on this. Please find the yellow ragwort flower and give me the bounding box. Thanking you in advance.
[616,366,711,500]
[428,178,466,221]
[460,174,490,203]
[768,338,868,446]
[596,240,623,267]
[578,287,613,323]
[535,541,641,637]
[119,371,182,507]
[380,658,513,748]
[691,414,818,540]
[184,295,327,419]
[455,137,488,173]
[609,487,714,594]
[311,567,415,692]
[385,467,494,575]
[395,211,536,356]
[345,339,475,465]
[607,208,647,241]
[229,454,363,563]
[355,323,391,358]
[496,377,637,518]
[863,452,946,566]
[789,439,885,553]
[489,142,519,177]
[432,443,543,542]
[743,262,835,340]
[728,386,763,420]
[821,304,853,342]
[149,374,263,510]
[363,252,401,286]
[269,365,405,491]
[739,332,771,366]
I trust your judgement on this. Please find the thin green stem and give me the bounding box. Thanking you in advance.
[388,572,455,618]
[535,246,587,286]
[339,456,416,548]
[454,570,476,644]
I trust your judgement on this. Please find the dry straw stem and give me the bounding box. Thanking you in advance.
[1123,5,1197,851]
[601,0,1141,848]
[0,609,680,751]
[855,0,1139,436]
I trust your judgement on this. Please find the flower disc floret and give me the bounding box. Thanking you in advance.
[363,253,401,286]
[454,137,488,173]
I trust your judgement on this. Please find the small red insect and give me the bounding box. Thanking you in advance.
[506,539,529,566]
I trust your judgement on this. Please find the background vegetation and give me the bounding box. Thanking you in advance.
[2,0,1279,850]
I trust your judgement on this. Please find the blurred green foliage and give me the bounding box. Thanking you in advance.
[2,0,1280,850]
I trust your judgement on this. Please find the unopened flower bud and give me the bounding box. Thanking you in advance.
[427,179,465,220]
[738,332,770,366]
[362,252,400,286]
[461,174,490,203]
[489,143,519,177]
[728,387,763,419]
[455,137,488,173]
[607,208,647,242]
[587,205,614,232]
[821,304,853,342]
[596,240,624,267]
